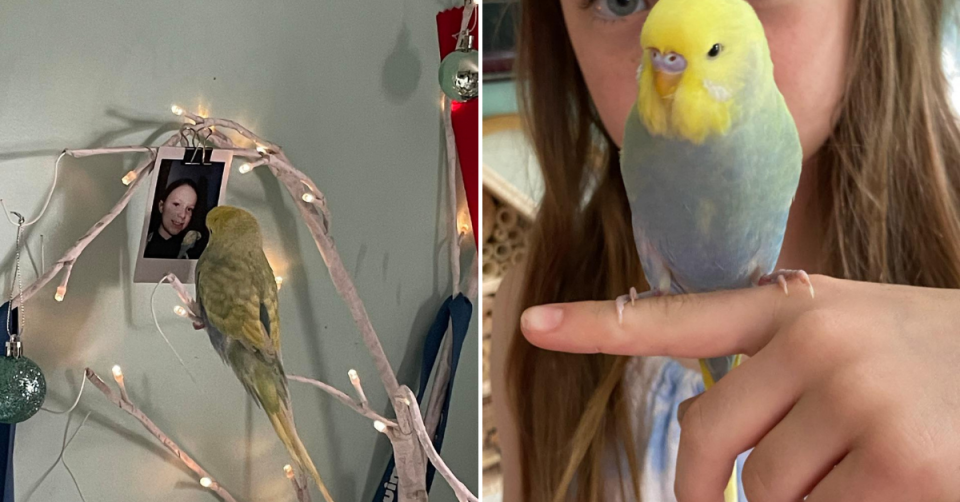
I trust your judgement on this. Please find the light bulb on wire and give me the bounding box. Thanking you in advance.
[121,171,137,186]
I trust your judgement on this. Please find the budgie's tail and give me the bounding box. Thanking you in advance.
[698,355,743,502]
[699,354,741,389]
[267,403,335,502]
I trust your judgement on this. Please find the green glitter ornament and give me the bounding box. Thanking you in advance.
[0,341,46,424]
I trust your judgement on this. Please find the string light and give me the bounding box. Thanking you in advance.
[457,207,471,237]
[173,306,188,317]
[373,420,387,433]
[238,163,252,174]
[171,105,184,116]
[112,364,128,401]
[54,286,66,302]
[301,193,316,203]
[199,477,212,488]
[348,369,368,407]
[275,276,283,290]
[121,170,137,186]
[283,465,294,479]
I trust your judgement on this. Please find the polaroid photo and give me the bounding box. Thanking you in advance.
[133,146,232,283]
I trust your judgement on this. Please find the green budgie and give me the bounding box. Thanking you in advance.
[617,1,809,496]
[196,205,334,502]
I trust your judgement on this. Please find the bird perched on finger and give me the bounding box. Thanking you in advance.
[195,205,335,502]
[618,2,808,499]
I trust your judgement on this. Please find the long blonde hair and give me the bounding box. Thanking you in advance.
[507,1,960,501]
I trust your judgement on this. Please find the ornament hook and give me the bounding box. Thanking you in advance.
[6,211,26,352]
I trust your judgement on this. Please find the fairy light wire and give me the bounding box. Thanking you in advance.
[41,375,87,415]
[0,151,65,228]
[29,376,91,502]
[151,276,199,387]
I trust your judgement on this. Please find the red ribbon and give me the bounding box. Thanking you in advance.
[437,5,479,247]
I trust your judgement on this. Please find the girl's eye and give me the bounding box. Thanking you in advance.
[591,0,647,20]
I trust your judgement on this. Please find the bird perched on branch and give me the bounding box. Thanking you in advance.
[617,2,810,497]
[195,205,334,502]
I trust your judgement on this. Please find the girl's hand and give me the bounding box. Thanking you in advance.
[520,275,960,502]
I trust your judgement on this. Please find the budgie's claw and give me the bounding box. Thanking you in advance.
[615,287,662,324]
[615,287,640,324]
[758,269,815,298]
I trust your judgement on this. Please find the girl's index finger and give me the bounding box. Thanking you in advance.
[520,279,822,359]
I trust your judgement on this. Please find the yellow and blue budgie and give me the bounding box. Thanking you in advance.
[196,206,334,502]
[618,0,808,499]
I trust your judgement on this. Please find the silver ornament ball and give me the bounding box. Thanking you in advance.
[439,49,479,102]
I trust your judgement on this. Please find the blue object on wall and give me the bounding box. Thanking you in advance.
[372,293,473,501]
[0,302,18,502]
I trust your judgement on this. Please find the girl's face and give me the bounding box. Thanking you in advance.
[561,0,854,158]
[159,184,197,237]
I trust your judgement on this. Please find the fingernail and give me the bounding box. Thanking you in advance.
[521,306,564,333]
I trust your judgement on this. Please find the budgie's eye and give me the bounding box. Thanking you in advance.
[590,0,647,20]
[708,44,723,58]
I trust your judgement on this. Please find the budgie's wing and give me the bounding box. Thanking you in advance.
[620,101,798,294]
[196,250,281,358]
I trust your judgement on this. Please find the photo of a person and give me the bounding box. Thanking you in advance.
[144,178,204,259]
[134,146,232,283]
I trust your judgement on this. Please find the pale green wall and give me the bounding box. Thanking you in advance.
[0,1,478,501]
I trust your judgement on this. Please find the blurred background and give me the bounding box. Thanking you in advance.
[480,1,540,500]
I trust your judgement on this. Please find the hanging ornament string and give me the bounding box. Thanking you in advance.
[453,0,478,49]
[444,101,462,296]
[0,210,47,425]
[7,212,26,347]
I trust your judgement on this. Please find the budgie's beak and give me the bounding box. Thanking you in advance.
[650,49,686,99]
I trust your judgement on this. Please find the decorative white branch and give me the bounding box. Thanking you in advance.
[84,368,238,502]
[11,136,177,309]
[285,464,313,502]
[399,386,478,502]
[287,375,397,428]
[163,273,202,324]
